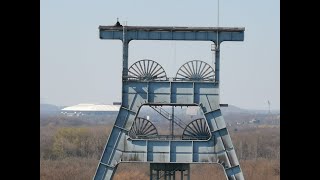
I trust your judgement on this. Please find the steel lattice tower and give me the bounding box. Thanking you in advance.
[93,23,245,180]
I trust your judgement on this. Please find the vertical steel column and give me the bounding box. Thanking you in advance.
[180,170,183,180]
[171,106,174,139]
[215,43,220,83]
[122,40,129,77]
[122,26,129,78]
[187,165,190,180]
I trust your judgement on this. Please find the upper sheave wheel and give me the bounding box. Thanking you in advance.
[128,59,167,81]
[176,60,215,81]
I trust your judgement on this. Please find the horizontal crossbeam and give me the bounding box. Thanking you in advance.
[99,25,244,42]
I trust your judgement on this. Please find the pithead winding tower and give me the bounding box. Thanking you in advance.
[94,22,245,180]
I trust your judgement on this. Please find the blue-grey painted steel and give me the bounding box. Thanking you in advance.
[99,26,244,43]
[100,25,244,83]
[94,25,245,180]
[122,40,129,77]
[215,48,221,82]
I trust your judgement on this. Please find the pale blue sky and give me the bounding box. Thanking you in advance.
[40,0,279,110]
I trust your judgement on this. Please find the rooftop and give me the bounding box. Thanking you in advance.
[61,103,120,112]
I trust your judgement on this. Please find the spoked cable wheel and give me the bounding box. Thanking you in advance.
[175,60,215,81]
[182,118,211,140]
[128,59,167,81]
[129,117,158,139]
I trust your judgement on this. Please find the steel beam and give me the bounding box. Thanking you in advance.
[99,26,244,43]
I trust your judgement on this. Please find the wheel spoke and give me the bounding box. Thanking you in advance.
[134,64,144,76]
[179,68,192,78]
[146,60,151,74]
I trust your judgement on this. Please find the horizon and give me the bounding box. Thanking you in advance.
[40,102,280,112]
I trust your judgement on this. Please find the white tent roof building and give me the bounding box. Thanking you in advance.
[62,103,120,112]
[61,103,120,116]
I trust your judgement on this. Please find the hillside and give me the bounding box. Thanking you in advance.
[40,104,61,115]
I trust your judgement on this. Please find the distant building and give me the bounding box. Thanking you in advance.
[61,103,120,116]
[249,118,260,124]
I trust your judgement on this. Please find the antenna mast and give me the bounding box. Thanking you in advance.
[217,0,219,49]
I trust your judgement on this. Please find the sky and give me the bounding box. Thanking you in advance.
[40,0,279,110]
